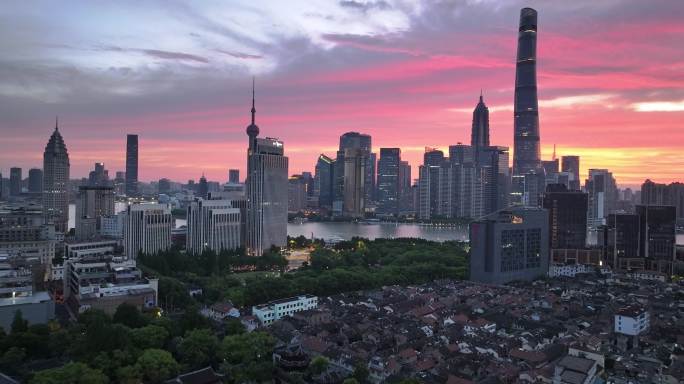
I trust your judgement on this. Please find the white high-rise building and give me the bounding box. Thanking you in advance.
[245,81,288,256]
[186,199,241,255]
[123,203,172,259]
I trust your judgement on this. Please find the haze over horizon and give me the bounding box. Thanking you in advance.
[1,0,683,188]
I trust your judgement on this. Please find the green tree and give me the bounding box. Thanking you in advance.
[134,349,179,384]
[130,324,169,350]
[352,362,369,383]
[0,347,26,375]
[309,356,329,375]
[178,329,219,369]
[343,379,360,384]
[78,309,111,328]
[11,310,28,333]
[113,303,148,328]
[31,362,109,384]
[224,318,246,336]
[220,332,275,382]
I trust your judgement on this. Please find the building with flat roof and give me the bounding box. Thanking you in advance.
[123,203,172,259]
[0,259,54,331]
[469,207,549,284]
[186,199,241,254]
[252,294,318,326]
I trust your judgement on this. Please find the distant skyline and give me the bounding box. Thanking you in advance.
[1,0,683,187]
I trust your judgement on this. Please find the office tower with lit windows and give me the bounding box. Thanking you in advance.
[43,120,70,233]
[245,81,288,256]
[513,7,541,175]
[125,134,138,196]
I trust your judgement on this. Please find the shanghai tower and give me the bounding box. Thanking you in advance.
[512,7,541,175]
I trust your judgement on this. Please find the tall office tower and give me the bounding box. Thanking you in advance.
[376,148,401,215]
[197,174,209,199]
[186,199,241,255]
[600,213,640,269]
[471,93,490,163]
[9,167,22,196]
[245,82,288,256]
[88,162,109,186]
[541,159,559,176]
[125,134,139,196]
[288,175,308,213]
[314,154,335,210]
[561,156,580,190]
[43,121,70,233]
[0,172,3,199]
[229,169,240,184]
[123,203,172,259]
[28,168,43,194]
[301,171,314,199]
[636,205,676,269]
[334,132,372,214]
[113,171,125,195]
[585,169,618,229]
[398,160,412,215]
[513,7,541,175]
[542,184,588,249]
[479,146,511,215]
[449,144,474,166]
[417,149,446,220]
[75,186,115,240]
[343,148,367,217]
[469,207,549,284]
[641,180,684,221]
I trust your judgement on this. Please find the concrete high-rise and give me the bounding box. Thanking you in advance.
[513,7,541,175]
[9,167,22,196]
[28,168,43,194]
[641,180,684,222]
[636,205,676,268]
[585,169,618,229]
[469,207,549,284]
[245,81,288,256]
[75,185,115,240]
[561,156,580,190]
[125,134,138,196]
[123,203,172,259]
[197,174,208,199]
[43,120,70,233]
[376,148,401,215]
[288,175,308,213]
[471,93,490,163]
[187,199,241,255]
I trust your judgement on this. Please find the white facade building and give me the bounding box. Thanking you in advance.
[614,306,649,336]
[549,263,595,278]
[123,203,172,259]
[252,294,318,326]
[186,199,241,254]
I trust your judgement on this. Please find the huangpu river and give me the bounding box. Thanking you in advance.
[69,203,684,245]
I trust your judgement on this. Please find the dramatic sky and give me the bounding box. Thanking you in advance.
[1,0,682,187]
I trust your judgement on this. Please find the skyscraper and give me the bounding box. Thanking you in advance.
[417,149,446,220]
[641,180,684,221]
[513,7,541,175]
[314,154,335,210]
[585,169,618,229]
[376,148,401,215]
[471,93,490,163]
[288,174,308,213]
[28,168,43,194]
[125,134,138,196]
[561,156,580,190]
[88,162,109,186]
[334,132,372,214]
[197,174,208,199]
[245,80,288,256]
[636,205,676,267]
[43,120,70,233]
[343,148,367,217]
[9,167,22,196]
